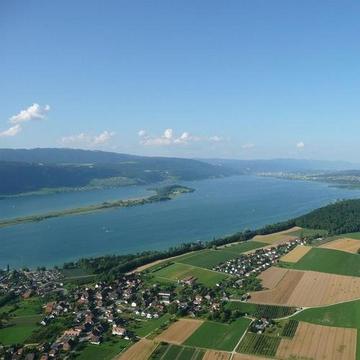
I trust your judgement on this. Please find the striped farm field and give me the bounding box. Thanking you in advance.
[155,318,203,345]
[280,245,312,263]
[150,343,205,360]
[258,267,288,289]
[237,333,281,357]
[226,302,296,319]
[202,350,231,360]
[276,322,357,360]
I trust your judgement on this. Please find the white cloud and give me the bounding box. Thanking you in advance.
[241,143,255,149]
[61,130,116,147]
[0,124,22,137]
[10,103,50,124]
[296,141,305,149]
[139,129,222,146]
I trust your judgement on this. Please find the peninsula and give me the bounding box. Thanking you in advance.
[0,185,194,229]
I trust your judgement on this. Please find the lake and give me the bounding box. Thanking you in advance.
[1,175,360,269]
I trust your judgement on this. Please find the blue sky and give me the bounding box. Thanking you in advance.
[0,1,360,160]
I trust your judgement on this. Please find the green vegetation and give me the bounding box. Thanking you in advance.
[151,262,229,287]
[237,333,281,357]
[0,315,42,345]
[225,302,297,319]
[128,314,173,338]
[75,338,130,360]
[0,185,194,229]
[287,228,328,238]
[150,343,205,360]
[291,248,360,276]
[281,320,299,338]
[184,318,251,351]
[175,242,266,269]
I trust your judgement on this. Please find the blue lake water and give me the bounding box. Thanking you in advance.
[1,175,360,269]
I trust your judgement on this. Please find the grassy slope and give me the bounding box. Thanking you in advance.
[184,318,251,351]
[152,262,228,287]
[291,248,360,277]
[128,314,172,338]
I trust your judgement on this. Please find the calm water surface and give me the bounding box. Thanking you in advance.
[1,176,360,268]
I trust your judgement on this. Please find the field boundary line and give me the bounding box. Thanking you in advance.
[229,319,253,360]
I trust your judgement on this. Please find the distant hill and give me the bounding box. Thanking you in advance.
[203,158,360,173]
[0,148,236,195]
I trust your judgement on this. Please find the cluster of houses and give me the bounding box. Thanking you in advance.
[213,238,306,278]
[0,269,63,299]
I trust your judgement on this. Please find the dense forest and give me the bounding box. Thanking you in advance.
[295,199,360,234]
[0,149,236,195]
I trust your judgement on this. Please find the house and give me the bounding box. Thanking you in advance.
[112,325,126,336]
[90,335,101,345]
[158,292,171,304]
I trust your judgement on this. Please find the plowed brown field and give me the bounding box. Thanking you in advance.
[276,322,356,360]
[203,350,231,360]
[258,267,289,289]
[251,269,360,307]
[155,318,203,344]
[320,237,360,254]
[117,339,157,360]
[280,245,311,263]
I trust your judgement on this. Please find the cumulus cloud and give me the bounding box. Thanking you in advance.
[60,130,116,147]
[10,103,50,124]
[0,124,22,137]
[139,129,222,146]
[296,141,305,149]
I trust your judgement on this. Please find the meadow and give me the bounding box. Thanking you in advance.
[292,248,360,277]
[76,338,130,360]
[184,318,251,351]
[128,313,172,338]
[151,262,228,287]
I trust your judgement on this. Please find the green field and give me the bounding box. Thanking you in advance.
[150,343,205,360]
[76,338,130,360]
[152,262,229,287]
[176,242,265,270]
[0,314,42,345]
[226,302,296,319]
[184,318,251,351]
[291,248,360,276]
[287,228,328,238]
[237,333,281,357]
[128,314,172,338]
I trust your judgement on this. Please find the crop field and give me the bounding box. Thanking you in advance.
[202,350,230,360]
[184,318,251,351]
[150,343,205,360]
[155,319,203,345]
[292,248,360,277]
[253,227,301,245]
[218,241,267,255]
[251,269,360,307]
[280,245,312,263]
[237,333,281,357]
[276,322,356,360]
[287,227,328,238]
[226,302,296,319]
[118,339,157,360]
[152,262,228,287]
[320,237,360,254]
[176,250,241,269]
[232,355,269,360]
[257,266,288,289]
[281,320,299,337]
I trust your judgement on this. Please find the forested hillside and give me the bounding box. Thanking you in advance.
[295,199,360,234]
[0,149,236,195]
